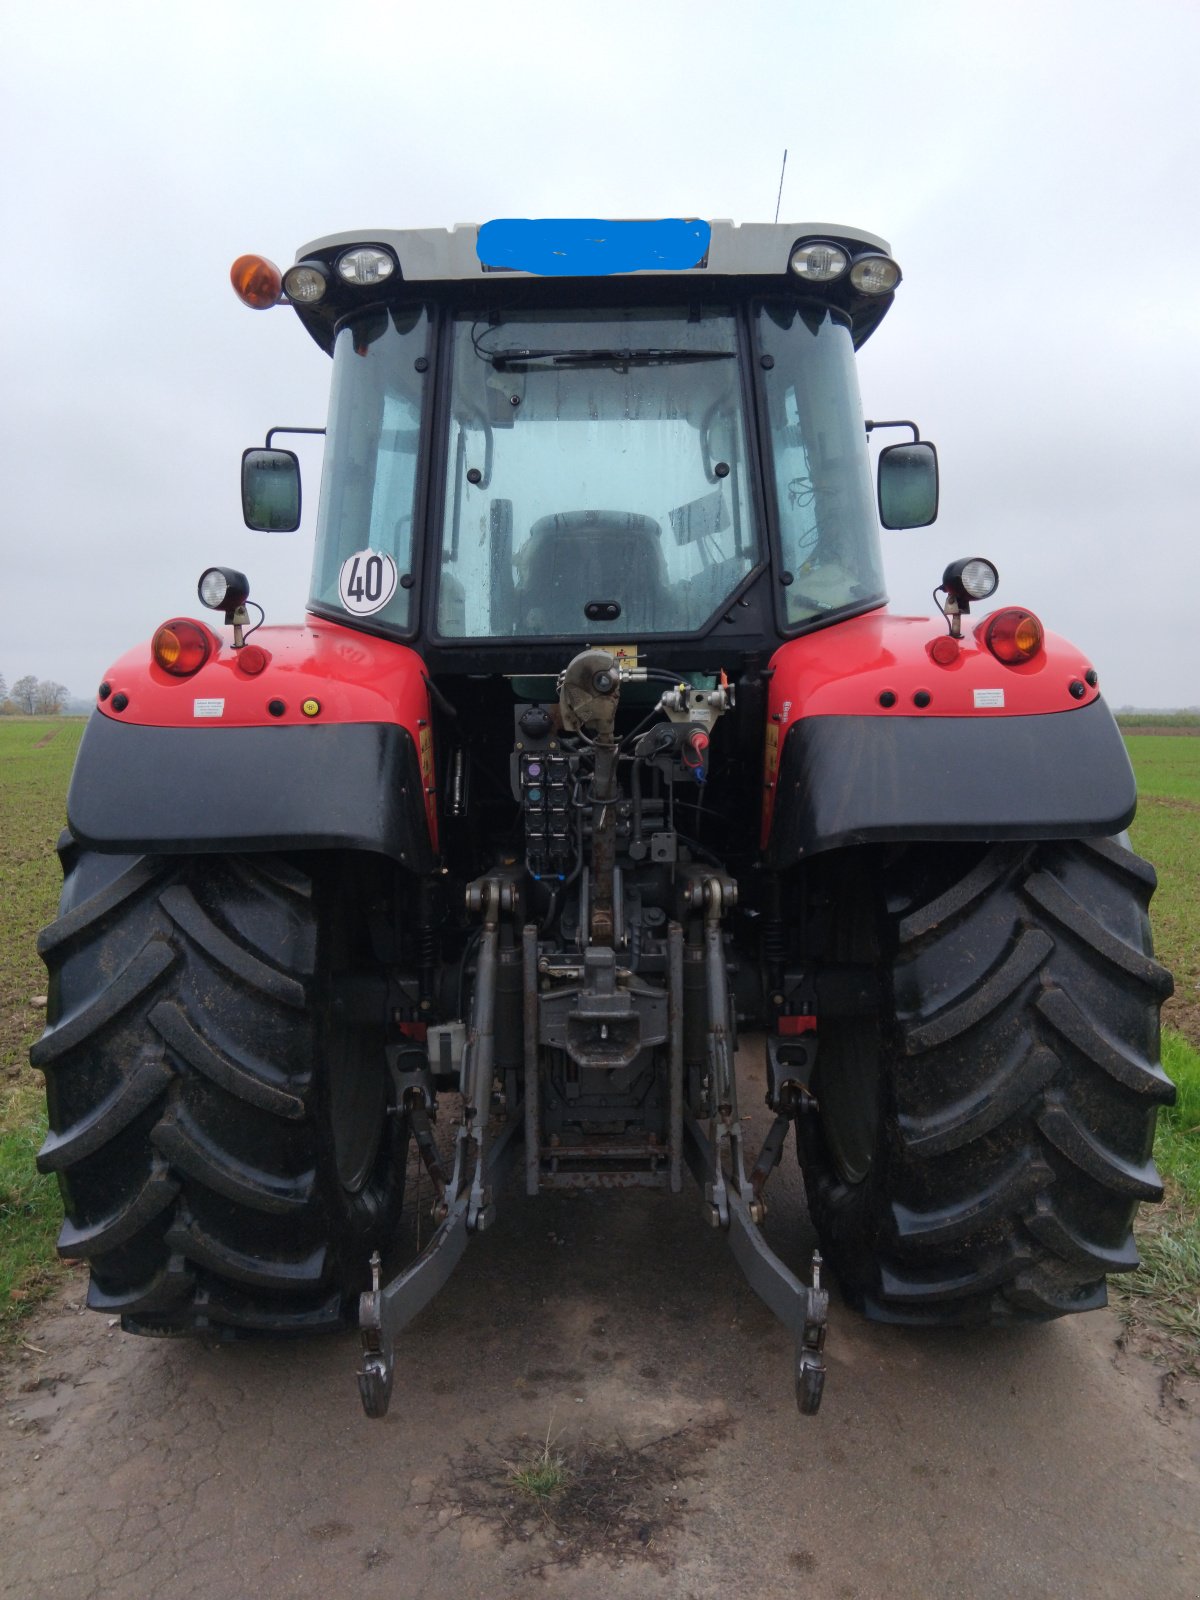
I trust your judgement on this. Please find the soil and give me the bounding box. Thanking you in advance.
[1164,992,1200,1049]
[3,1054,1199,1600]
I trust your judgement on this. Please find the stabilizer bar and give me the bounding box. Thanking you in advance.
[683,871,829,1415]
[357,873,521,1420]
[683,1113,828,1414]
[357,1108,522,1418]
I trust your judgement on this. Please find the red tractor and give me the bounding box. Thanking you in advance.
[34,219,1174,1417]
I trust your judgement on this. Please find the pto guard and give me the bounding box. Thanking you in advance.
[66,618,438,871]
[762,612,1136,865]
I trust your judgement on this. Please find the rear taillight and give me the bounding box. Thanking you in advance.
[152,619,213,676]
[981,608,1044,665]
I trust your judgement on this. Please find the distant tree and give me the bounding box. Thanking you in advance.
[0,674,7,702]
[34,681,68,715]
[11,675,38,715]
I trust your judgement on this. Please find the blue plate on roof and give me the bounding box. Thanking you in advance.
[477,218,711,276]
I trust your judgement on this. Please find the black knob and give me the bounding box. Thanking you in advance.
[519,707,552,738]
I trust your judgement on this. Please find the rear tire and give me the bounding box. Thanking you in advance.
[32,838,409,1337]
[800,838,1175,1324]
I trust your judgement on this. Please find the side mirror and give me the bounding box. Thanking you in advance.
[242,447,301,531]
[877,440,939,529]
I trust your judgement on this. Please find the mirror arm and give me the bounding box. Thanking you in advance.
[864,418,920,442]
[265,425,327,447]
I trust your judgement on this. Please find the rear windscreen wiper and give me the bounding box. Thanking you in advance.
[482,346,736,370]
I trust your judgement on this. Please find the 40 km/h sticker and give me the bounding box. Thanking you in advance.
[339,549,398,616]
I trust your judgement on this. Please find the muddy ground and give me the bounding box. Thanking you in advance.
[3,1070,1198,1600]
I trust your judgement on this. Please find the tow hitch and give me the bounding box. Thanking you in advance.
[355,655,829,1420]
[356,864,828,1421]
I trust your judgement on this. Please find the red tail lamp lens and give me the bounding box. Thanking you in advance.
[237,645,268,676]
[230,254,283,309]
[152,619,212,676]
[930,635,960,666]
[984,608,1044,665]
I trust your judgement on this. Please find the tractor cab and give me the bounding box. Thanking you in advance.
[239,221,931,678]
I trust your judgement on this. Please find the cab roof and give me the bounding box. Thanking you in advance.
[286,219,899,352]
[296,219,891,280]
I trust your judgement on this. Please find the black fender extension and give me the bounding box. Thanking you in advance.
[766,700,1137,866]
[65,714,437,872]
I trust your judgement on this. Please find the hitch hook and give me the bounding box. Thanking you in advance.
[795,1250,828,1416]
[357,1251,393,1419]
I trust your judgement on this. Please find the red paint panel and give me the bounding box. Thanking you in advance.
[760,608,1101,843]
[96,615,438,847]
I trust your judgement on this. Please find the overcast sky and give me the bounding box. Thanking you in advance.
[3,0,1196,708]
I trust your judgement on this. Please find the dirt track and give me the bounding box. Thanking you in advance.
[3,1085,1198,1599]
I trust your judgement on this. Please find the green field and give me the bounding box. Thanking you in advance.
[1122,733,1200,1362]
[1117,712,1200,735]
[0,719,84,1334]
[1,715,1196,1354]
[1126,734,1200,1049]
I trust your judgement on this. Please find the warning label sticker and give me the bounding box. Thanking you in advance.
[607,644,641,669]
[974,688,1005,709]
[763,722,780,784]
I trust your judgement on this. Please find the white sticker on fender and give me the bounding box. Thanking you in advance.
[974,688,1005,709]
[193,698,225,718]
[338,548,398,616]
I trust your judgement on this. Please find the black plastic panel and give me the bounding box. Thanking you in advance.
[66,715,436,872]
[767,700,1137,865]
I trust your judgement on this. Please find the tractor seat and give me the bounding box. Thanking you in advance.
[514,510,669,633]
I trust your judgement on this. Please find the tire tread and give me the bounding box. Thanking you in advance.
[802,837,1172,1327]
[32,846,408,1340]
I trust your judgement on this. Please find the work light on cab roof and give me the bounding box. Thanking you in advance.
[282,262,329,304]
[335,245,395,286]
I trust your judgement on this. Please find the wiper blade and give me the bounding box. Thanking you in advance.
[483,346,735,370]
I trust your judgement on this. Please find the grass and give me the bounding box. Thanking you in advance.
[1116,711,1200,734]
[1158,1032,1200,1200]
[1122,734,1200,1366]
[1125,733,1200,806]
[1126,730,1200,1046]
[0,1109,65,1341]
[507,1419,570,1502]
[445,1418,729,1572]
[1117,1032,1200,1367]
[0,718,84,1336]
[1129,789,1200,1043]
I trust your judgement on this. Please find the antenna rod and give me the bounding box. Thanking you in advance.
[773,148,788,225]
